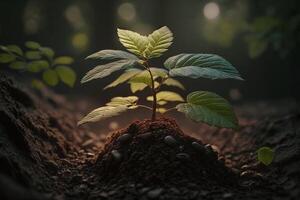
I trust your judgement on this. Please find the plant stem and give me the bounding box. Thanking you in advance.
[163,107,176,114]
[144,61,157,121]
[136,104,152,110]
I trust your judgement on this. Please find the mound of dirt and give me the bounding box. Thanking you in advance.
[94,118,237,187]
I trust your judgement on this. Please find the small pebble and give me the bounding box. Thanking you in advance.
[140,187,150,194]
[147,188,164,199]
[117,134,132,144]
[211,145,220,154]
[241,164,251,170]
[223,192,233,199]
[240,170,255,177]
[111,150,122,161]
[176,153,191,161]
[205,144,218,159]
[192,142,206,153]
[137,132,153,140]
[218,156,226,164]
[164,135,178,147]
[179,145,185,151]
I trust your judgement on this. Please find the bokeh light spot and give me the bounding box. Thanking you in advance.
[72,32,89,51]
[203,2,220,20]
[117,2,136,22]
[109,121,119,131]
[23,0,42,34]
[65,5,85,29]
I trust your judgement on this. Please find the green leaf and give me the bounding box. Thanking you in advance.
[163,78,185,90]
[9,61,26,69]
[31,79,45,90]
[81,60,137,83]
[55,66,76,87]
[39,47,55,58]
[104,69,142,89]
[245,36,268,58]
[117,28,148,57]
[257,147,274,166]
[129,68,168,86]
[144,26,173,58]
[78,96,138,125]
[147,91,184,102]
[43,69,59,86]
[27,60,49,72]
[54,56,74,65]
[78,105,128,125]
[129,70,152,86]
[0,53,15,63]
[0,45,8,52]
[157,100,168,105]
[157,108,167,114]
[25,51,41,60]
[176,91,238,129]
[106,96,138,108]
[130,82,148,93]
[25,41,41,49]
[164,54,243,80]
[7,45,23,56]
[86,49,139,61]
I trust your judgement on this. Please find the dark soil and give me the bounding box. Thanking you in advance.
[0,74,299,200]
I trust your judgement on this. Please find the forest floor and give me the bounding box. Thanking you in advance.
[0,75,299,200]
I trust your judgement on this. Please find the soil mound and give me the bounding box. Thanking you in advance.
[95,118,236,186]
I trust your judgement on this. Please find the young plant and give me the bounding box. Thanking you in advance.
[257,146,274,166]
[0,41,76,89]
[78,26,243,129]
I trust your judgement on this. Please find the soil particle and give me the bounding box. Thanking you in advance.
[147,188,164,199]
[163,135,178,147]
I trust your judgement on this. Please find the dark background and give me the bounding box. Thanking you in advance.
[0,0,299,103]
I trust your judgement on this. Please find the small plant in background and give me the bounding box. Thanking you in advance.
[78,26,243,129]
[0,41,76,89]
[257,146,274,166]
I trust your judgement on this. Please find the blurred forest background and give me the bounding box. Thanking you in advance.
[0,0,299,103]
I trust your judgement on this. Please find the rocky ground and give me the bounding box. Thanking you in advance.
[0,75,299,200]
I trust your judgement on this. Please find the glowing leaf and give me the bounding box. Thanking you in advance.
[106,96,138,107]
[144,26,173,58]
[86,49,139,61]
[104,69,142,89]
[176,91,238,129]
[78,96,138,125]
[163,78,185,90]
[117,28,148,57]
[78,105,128,125]
[130,82,147,93]
[147,91,184,102]
[81,60,138,83]
[157,108,167,114]
[129,68,168,86]
[164,54,243,80]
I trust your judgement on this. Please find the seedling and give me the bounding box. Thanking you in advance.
[0,41,76,89]
[78,26,243,129]
[257,146,274,166]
